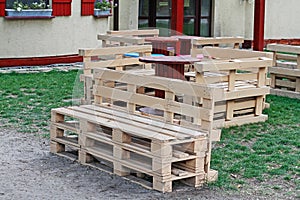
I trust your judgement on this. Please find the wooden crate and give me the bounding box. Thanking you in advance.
[50,69,225,192]
[191,37,244,57]
[50,109,80,160]
[98,34,146,47]
[267,44,300,99]
[78,45,153,104]
[192,48,273,127]
[106,29,159,37]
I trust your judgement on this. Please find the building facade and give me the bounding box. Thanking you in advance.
[0,0,299,66]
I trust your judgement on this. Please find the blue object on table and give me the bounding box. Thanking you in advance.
[124,53,165,58]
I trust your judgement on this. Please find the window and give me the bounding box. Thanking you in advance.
[0,0,72,17]
[139,0,172,36]
[5,0,50,9]
[183,0,212,36]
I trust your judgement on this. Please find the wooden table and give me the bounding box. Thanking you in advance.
[139,55,201,97]
[171,35,203,55]
[145,37,179,56]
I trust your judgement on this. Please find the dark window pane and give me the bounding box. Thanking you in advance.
[184,18,195,36]
[201,0,211,16]
[139,0,149,16]
[138,19,149,29]
[156,19,170,36]
[156,0,171,16]
[200,18,210,36]
[184,0,195,16]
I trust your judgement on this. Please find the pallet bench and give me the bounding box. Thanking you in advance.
[191,37,244,57]
[98,34,146,47]
[79,45,153,104]
[106,29,159,37]
[100,29,159,47]
[187,47,273,127]
[266,44,300,99]
[50,69,225,192]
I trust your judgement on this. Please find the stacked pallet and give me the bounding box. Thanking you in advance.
[79,45,153,104]
[191,37,244,57]
[266,44,300,99]
[50,69,225,192]
[189,47,273,127]
[99,29,159,47]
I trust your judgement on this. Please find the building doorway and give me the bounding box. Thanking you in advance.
[138,0,212,36]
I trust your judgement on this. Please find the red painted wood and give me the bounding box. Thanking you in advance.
[253,0,265,51]
[145,37,179,56]
[0,0,5,17]
[81,0,94,16]
[52,0,72,16]
[171,0,184,34]
[0,55,82,68]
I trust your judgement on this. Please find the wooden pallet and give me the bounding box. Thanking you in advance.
[191,37,244,57]
[50,69,225,192]
[192,49,273,127]
[98,34,146,47]
[267,44,300,99]
[78,45,153,104]
[106,29,159,37]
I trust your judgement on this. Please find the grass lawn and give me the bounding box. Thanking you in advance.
[0,70,299,196]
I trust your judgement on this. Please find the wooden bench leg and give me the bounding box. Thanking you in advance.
[112,129,131,176]
[153,177,172,193]
[50,141,65,153]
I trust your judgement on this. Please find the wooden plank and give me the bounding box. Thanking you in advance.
[97,34,145,44]
[269,67,300,77]
[79,45,153,56]
[192,37,244,46]
[270,88,300,99]
[275,79,296,89]
[94,85,214,122]
[267,44,300,54]
[84,58,143,69]
[224,87,270,100]
[81,104,208,138]
[52,107,176,142]
[276,54,297,61]
[71,106,206,141]
[223,115,268,128]
[195,58,272,72]
[202,47,273,59]
[93,69,225,101]
[107,29,159,37]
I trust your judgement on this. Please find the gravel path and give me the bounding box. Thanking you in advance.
[1,128,297,200]
[0,128,246,200]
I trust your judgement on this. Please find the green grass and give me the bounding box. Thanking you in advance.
[211,95,300,190]
[0,70,82,133]
[0,70,299,194]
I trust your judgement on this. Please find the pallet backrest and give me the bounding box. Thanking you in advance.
[79,45,152,104]
[202,47,273,60]
[266,44,300,69]
[106,29,159,37]
[191,37,244,57]
[194,57,273,94]
[79,45,152,75]
[98,34,146,47]
[93,69,225,131]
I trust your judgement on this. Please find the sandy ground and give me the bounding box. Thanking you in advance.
[0,128,297,200]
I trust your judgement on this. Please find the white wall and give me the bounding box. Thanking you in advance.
[0,1,110,58]
[118,0,138,30]
[213,0,247,37]
[265,0,300,39]
[213,0,300,40]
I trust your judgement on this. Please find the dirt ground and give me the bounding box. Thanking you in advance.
[0,127,296,200]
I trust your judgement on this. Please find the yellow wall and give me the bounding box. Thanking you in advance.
[0,1,110,58]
